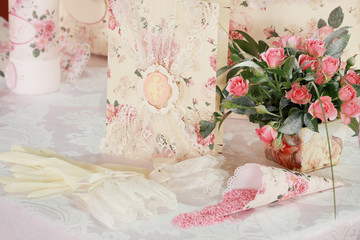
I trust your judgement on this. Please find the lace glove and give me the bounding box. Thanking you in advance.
[0,146,177,228]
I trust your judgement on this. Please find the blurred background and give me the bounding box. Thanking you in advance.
[1,1,8,20]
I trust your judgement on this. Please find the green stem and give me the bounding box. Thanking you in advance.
[264,75,279,92]
[311,82,337,219]
[273,74,283,97]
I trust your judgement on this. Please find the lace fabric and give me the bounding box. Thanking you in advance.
[103,0,223,162]
[150,155,229,205]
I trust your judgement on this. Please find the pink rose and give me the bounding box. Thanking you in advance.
[205,77,216,90]
[339,84,357,102]
[229,13,253,40]
[41,20,55,39]
[279,35,302,49]
[285,83,312,104]
[255,125,277,146]
[342,70,360,85]
[209,54,217,71]
[298,54,319,71]
[263,27,276,38]
[308,96,338,122]
[315,71,326,85]
[106,103,117,123]
[226,76,249,96]
[34,37,47,50]
[318,25,334,41]
[306,39,326,58]
[339,61,347,71]
[321,56,339,78]
[260,48,286,68]
[340,98,360,125]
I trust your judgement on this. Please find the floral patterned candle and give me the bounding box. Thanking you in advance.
[7,0,60,94]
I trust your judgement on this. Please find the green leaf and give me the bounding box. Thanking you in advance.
[29,43,36,48]
[236,30,259,52]
[346,55,356,70]
[230,54,241,63]
[200,120,216,139]
[32,48,40,58]
[114,100,119,107]
[134,69,142,78]
[323,82,339,99]
[227,67,241,81]
[324,33,350,58]
[303,113,319,132]
[40,15,47,20]
[106,99,110,104]
[205,102,211,106]
[281,82,292,89]
[0,71,4,78]
[317,18,327,29]
[266,68,287,78]
[278,111,304,135]
[33,10,38,18]
[258,40,269,53]
[351,84,360,97]
[232,60,263,71]
[323,26,350,47]
[348,118,359,136]
[216,85,225,99]
[222,96,257,115]
[229,44,245,59]
[282,55,298,79]
[217,64,232,77]
[248,76,268,84]
[279,96,290,110]
[328,6,344,29]
[233,39,258,57]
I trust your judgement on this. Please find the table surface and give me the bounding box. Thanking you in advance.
[0,56,360,240]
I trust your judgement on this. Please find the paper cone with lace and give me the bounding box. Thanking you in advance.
[102,0,230,163]
[172,163,343,228]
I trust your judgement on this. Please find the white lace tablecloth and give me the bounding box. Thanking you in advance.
[0,56,360,240]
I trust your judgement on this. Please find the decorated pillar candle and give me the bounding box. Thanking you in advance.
[7,0,60,94]
[60,0,108,56]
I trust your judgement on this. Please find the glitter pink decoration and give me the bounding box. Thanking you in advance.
[172,188,257,229]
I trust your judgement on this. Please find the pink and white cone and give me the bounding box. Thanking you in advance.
[172,163,343,228]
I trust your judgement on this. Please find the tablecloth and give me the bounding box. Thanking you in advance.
[0,56,360,240]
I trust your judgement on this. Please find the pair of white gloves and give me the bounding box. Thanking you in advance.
[0,146,228,228]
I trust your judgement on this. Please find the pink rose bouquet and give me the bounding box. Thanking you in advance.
[198,8,359,219]
[200,27,360,151]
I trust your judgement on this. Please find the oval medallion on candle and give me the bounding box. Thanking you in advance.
[143,71,172,109]
[140,65,179,114]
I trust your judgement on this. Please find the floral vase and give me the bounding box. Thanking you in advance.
[264,120,348,172]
